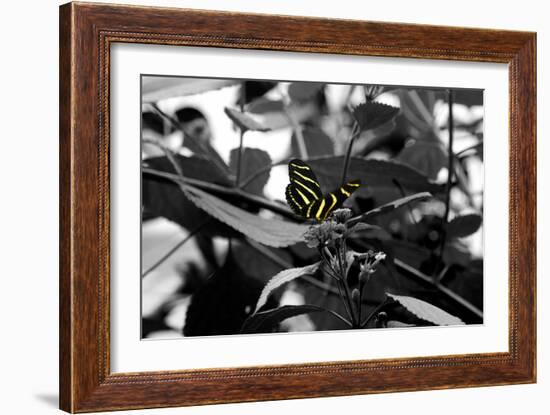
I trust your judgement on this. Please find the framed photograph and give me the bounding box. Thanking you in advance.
[59,2,536,412]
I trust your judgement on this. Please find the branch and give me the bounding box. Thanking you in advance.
[235,82,246,186]
[437,89,455,268]
[142,220,209,277]
[393,258,483,319]
[143,166,297,220]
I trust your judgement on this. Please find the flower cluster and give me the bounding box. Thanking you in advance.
[303,209,352,248]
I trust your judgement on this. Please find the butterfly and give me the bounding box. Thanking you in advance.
[285,159,361,221]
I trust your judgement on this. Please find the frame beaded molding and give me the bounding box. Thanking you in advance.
[59,3,535,411]
[96,29,521,383]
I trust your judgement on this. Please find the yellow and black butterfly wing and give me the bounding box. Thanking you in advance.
[319,179,361,220]
[285,159,323,217]
[285,159,361,221]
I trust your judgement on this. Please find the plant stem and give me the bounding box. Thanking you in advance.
[392,178,418,226]
[335,280,355,324]
[235,83,246,186]
[285,105,308,159]
[437,89,455,272]
[142,220,209,277]
[321,248,355,324]
[361,298,390,328]
[323,309,353,328]
[246,238,340,296]
[394,258,483,319]
[340,123,360,187]
[335,240,358,327]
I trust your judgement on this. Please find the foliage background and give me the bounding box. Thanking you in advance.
[141,78,484,338]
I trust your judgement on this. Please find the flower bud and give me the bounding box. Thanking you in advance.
[359,250,386,283]
[331,208,352,224]
[352,288,361,305]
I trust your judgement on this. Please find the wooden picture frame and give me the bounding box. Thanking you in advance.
[59,2,536,412]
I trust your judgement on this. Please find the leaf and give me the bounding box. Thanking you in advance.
[351,192,432,223]
[229,147,271,195]
[291,126,334,158]
[397,140,448,180]
[232,241,294,284]
[397,89,437,137]
[141,111,229,174]
[144,155,232,185]
[247,98,285,114]
[184,251,278,336]
[446,214,483,238]
[304,280,351,331]
[306,157,444,196]
[242,81,278,103]
[386,320,415,328]
[224,107,270,132]
[246,98,318,130]
[387,293,464,326]
[242,305,326,334]
[442,240,472,267]
[142,77,239,102]
[142,156,235,236]
[182,183,310,248]
[352,101,400,131]
[347,222,391,241]
[288,82,324,102]
[254,262,321,313]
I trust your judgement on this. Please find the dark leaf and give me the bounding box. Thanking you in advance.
[242,81,278,103]
[306,156,444,196]
[184,250,278,336]
[288,82,324,102]
[443,259,483,312]
[453,89,484,107]
[229,147,272,195]
[231,241,294,284]
[384,239,432,270]
[347,222,391,240]
[241,305,326,334]
[442,240,472,267]
[224,107,270,132]
[352,101,400,131]
[446,214,483,239]
[142,156,235,237]
[303,276,352,331]
[144,155,232,186]
[290,126,334,158]
[397,140,448,180]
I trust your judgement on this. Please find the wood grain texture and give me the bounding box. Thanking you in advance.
[59,2,536,412]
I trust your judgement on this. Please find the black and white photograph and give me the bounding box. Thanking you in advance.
[141,76,484,339]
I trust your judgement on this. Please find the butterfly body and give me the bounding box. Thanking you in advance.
[285,159,361,221]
